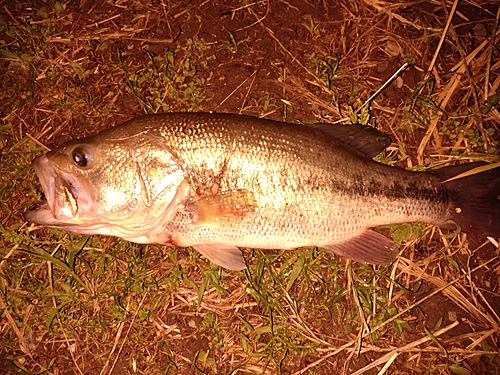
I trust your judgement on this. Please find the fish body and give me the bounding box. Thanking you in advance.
[25,113,500,269]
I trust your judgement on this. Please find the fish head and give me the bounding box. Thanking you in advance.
[25,131,187,241]
[28,138,137,222]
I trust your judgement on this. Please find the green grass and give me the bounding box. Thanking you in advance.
[1,1,500,374]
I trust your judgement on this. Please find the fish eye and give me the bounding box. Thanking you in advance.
[72,146,93,167]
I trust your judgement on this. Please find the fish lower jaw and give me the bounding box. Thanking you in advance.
[69,221,173,245]
[23,200,55,225]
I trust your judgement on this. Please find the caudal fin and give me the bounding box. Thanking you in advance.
[432,162,500,238]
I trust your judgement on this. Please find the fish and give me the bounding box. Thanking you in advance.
[24,112,500,270]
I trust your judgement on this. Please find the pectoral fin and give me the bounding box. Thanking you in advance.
[322,230,399,265]
[189,189,257,226]
[193,244,247,270]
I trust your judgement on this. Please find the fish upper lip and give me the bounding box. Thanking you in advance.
[30,155,80,221]
[32,155,57,217]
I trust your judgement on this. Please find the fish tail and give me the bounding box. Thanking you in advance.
[432,162,500,237]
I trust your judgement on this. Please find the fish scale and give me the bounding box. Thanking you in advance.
[24,113,500,270]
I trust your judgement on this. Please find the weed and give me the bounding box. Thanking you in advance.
[121,36,214,114]
[305,52,341,92]
[258,94,277,112]
[219,31,248,54]
[302,17,322,39]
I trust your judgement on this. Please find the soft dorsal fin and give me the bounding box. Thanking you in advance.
[309,123,391,158]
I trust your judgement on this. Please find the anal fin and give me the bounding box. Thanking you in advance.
[322,230,399,265]
[192,244,247,270]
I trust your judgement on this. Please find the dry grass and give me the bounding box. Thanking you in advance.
[1,0,499,374]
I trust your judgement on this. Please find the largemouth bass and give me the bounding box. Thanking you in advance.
[24,113,500,270]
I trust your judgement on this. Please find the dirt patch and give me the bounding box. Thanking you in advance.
[1,0,499,374]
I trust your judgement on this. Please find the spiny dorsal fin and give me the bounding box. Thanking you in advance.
[309,123,391,158]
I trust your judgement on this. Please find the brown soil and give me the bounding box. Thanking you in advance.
[1,0,499,374]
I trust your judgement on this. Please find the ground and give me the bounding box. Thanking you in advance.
[1,0,500,374]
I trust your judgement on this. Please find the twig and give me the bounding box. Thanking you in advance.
[239,69,259,114]
[416,0,460,164]
[443,0,491,152]
[484,5,500,102]
[357,63,409,113]
[107,293,149,375]
[350,321,459,375]
[424,0,460,80]
[48,260,85,375]
[214,70,258,110]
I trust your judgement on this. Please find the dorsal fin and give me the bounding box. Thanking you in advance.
[309,123,391,158]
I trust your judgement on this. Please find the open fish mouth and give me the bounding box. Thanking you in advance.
[24,155,81,226]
